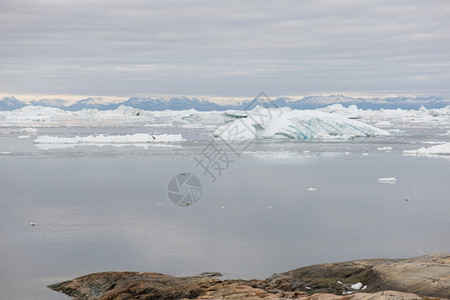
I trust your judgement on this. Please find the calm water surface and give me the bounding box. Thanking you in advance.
[0,149,449,299]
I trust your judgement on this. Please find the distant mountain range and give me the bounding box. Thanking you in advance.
[1,94,449,111]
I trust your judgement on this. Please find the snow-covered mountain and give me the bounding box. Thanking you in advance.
[1,94,449,111]
[66,97,120,111]
[30,98,69,108]
[0,97,27,110]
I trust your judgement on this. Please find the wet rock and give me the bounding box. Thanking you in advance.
[262,253,450,298]
[48,253,449,299]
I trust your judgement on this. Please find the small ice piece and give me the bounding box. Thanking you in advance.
[338,281,342,284]
[422,141,445,145]
[378,177,396,184]
[0,151,11,155]
[18,135,30,139]
[377,146,392,151]
[363,153,369,156]
[305,286,311,290]
[343,291,353,295]
[351,282,363,290]
[220,206,225,209]
[21,127,38,133]
[308,187,317,191]
[362,285,367,290]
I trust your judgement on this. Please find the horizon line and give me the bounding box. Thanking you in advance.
[0,92,448,105]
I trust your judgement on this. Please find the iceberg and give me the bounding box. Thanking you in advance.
[215,108,390,140]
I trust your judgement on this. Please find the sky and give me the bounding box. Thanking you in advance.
[1,0,450,101]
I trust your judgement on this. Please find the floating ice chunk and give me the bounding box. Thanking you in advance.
[305,286,311,290]
[404,143,450,156]
[18,135,30,139]
[0,151,11,155]
[377,147,392,151]
[422,141,445,144]
[362,285,367,290]
[308,187,317,191]
[215,108,390,141]
[437,130,450,136]
[20,127,38,133]
[34,133,185,144]
[378,177,397,184]
[351,282,363,290]
[337,281,342,284]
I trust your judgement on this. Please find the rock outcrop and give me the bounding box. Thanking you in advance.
[48,253,450,299]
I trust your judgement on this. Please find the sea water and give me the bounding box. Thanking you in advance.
[0,108,450,299]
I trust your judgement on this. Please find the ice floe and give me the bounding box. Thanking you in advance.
[404,142,450,156]
[378,177,397,184]
[377,146,393,151]
[20,127,38,133]
[34,133,185,145]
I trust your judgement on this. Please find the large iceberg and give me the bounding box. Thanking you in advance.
[214,108,390,140]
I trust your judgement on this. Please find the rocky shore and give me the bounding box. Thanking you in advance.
[48,253,450,299]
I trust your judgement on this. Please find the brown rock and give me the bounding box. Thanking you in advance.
[263,253,450,298]
[48,253,450,299]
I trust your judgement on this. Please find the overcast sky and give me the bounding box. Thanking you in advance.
[1,0,449,100]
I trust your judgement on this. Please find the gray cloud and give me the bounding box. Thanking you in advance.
[1,0,449,98]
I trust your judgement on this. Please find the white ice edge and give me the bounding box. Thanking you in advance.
[403,143,450,156]
[33,133,185,144]
[34,143,182,150]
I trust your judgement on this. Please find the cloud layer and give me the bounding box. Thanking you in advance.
[1,0,449,98]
